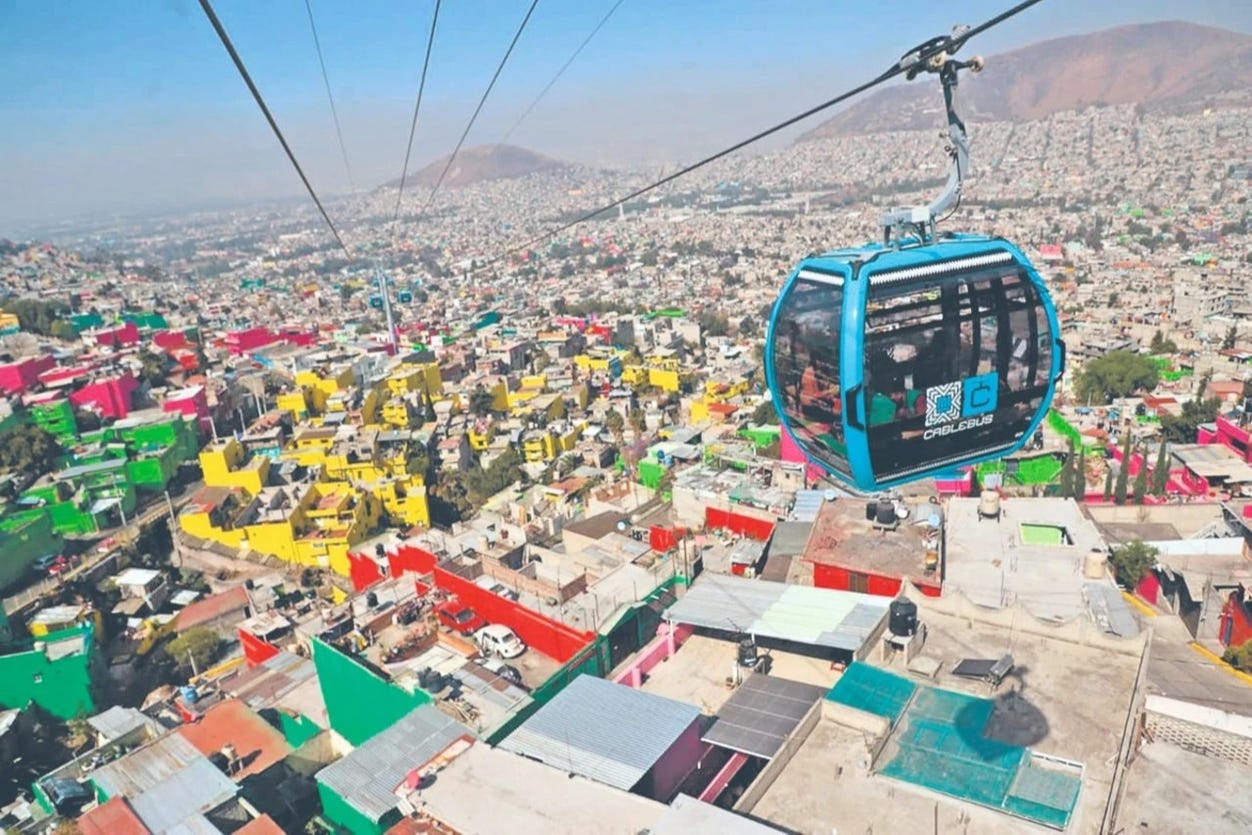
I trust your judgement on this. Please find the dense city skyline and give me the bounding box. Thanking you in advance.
[2,0,1250,230]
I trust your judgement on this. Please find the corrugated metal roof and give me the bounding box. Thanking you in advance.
[160,812,226,835]
[790,490,827,522]
[497,675,700,792]
[316,705,470,823]
[92,733,204,798]
[665,574,890,652]
[126,756,238,833]
[87,706,151,743]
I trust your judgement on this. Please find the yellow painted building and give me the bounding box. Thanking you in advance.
[199,437,271,495]
[520,421,586,463]
[387,362,443,398]
[0,311,20,332]
[467,418,496,452]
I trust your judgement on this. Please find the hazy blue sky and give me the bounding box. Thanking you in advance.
[0,0,1247,231]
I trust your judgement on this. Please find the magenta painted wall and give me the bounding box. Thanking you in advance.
[612,622,694,688]
[646,719,705,802]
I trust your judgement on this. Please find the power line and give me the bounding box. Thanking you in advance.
[198,0,351,257]
[423,0,541,215]
[304,0,355,190]
[499,0,626,146]
[470,0,1046,275]
[394,0,443,221]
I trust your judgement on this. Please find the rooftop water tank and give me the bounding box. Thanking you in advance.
[979,491,1001,520]
[889,599,918,637]
[1084,548,1108,580]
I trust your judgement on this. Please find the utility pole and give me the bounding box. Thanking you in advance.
[164,489,184,568]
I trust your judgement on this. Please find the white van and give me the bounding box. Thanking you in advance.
[473,624,527,659]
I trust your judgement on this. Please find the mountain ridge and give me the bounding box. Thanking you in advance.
[383,144,572,190]
[798,21,1252,140]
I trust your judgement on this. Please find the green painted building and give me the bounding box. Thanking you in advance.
[0,623,98,719]
[0,509,63,591]
[30,398,77,442]
[310,638,432,747]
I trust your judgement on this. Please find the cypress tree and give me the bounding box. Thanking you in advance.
[1114,431,1133,505]
[1074,446,1087,501]
[1151,439,1170,496]
[1103,465,1114,501]
[1059,440,1075,498]
[1133,445,1150,505]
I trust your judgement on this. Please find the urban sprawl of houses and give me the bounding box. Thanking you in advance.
[0,101,1251,835]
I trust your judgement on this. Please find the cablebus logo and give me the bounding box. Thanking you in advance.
[923,372,998,440]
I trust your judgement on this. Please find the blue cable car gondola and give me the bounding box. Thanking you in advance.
[369,294,384,309]
[398,290,413,304]
[765,39,1065,492]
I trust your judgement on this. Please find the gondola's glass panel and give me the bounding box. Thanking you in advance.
[862,264,1052,482]
[770,275,849,475]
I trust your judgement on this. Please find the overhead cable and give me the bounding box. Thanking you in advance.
[498,0,626,145]
[422,0,541,215]
[304,0,355,190]
[472,0,1046,274]
[198,0,352,257]
[394,0,443,221]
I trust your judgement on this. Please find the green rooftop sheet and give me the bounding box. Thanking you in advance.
[826,661,916,726]
[1020,524,1066,546]
[877,685,1082,830]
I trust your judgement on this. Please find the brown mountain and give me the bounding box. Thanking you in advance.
[385,144,570,189]
[799,21,1252,140]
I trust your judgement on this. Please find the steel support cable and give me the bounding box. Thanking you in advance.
[198,0,352,257]
[304,0,355,190]
[498,0,626,146]
[394,0,443,221]
[422,0,541,215]
[470,0,1046,276]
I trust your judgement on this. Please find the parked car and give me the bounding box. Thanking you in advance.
[474,575,520,602]
[31,553,62,574]
[435,600,486,635]
[473,624,527,659]
[47,555,82,576]
[478,656,525,688]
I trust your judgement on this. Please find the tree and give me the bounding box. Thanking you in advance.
[1223,324,1239,351]
[1074,351,1160,405]
[468,385,496,417]
[1103,465,1114,501]
[137,350,171,387]
[1222,640,1252,673]
[1058,441,1076,498]
[1160,396,1221,443]
[165,627,222,674]
[628,408,646,434]
[1114,431,1133,505]
[1148,329,1178,355]
[1151,439,1170,495]
[0,424,64,481]
[751,400,779,426]
[1074,445,1087,500]
[1108,540,1158,588]
[1132,445,1149,505]
[604,408,625,440]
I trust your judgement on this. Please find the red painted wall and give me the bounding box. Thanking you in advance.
[385,542,592,661]
[153,330,188,350]
[0,354,55,395]
[650,526,679,553]
[705,507,775,541]
[647,720,705,802]
[1221,587,1252,648]
[70,372,139,419]
[1136,572,1161,605]
[388,543,438,578]
[811,562,941,598]
[346,550,385,592]
[432,565,593,662]
[240,628,281,667]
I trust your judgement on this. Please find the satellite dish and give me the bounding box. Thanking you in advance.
[616,521,628,532]
[824,490,837,502]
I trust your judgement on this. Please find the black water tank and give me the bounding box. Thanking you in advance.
[865,502,877,521]
[366,591,379,609]
[737,636,758,668]
[889,599,918,637]
[876,500,898,526]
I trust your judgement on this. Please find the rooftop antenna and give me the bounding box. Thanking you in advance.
[880,26,984,248]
